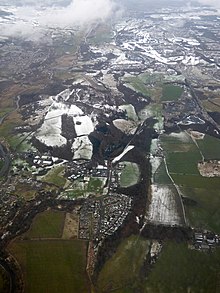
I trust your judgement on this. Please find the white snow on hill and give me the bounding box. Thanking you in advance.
[35,99,85,147]
[112,145,134,164]
[35,113,66,147]
[73,115,94,136]
[72,136,93,160]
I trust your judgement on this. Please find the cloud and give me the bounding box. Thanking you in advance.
[0,0,121,41]
[40,0,118,27]
[196,0,220,8]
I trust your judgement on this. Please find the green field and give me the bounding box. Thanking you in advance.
[87,177,104,193]
[160,132,220,233]
[97,235,150,292]
[9,240,89,293]
[23,210,65,239]
[63,188,85,198]
[8,209,89,293]
[202,98,220,112]
[15,134,35,152]
[42,165,66,187]
[197,135,220,160]
[154,160,172,185]
[139,104,163,131]
[172,174,220,189]
[123,72,163,100]
[0,109,24,149]
[64,176,105,199]
[0,107,14,118]
[119,162,140,187]
[145,241,220,293]
[161,133,201,175]
[161,84,184,101]
[183,187,220,233]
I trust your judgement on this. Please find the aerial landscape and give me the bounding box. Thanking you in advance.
[0,0,220,292]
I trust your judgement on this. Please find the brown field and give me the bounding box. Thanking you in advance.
[62,212,79,239]
[198,160,220,177]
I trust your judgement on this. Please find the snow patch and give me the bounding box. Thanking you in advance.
[72,136,93,160]
[73,115,94,136]
[112,145,134,164]
[147,184,181,226]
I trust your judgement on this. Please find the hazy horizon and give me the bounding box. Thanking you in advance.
[0,0,219,42]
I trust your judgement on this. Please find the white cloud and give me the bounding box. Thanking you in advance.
[196,0,220,8]
[40,0,117,27]
[0,0,120,40]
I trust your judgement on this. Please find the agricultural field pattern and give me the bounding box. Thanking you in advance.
[0,0,220,292]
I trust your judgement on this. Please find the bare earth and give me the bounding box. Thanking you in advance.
[62,212,79,239]
[198,160,220,177]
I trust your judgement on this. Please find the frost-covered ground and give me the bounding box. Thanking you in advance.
[150,155,163,183]
[35,111,66,147]
[34,88,95,150]
[35,99,85,147]
[73,115,94,136]
[112,145,134,164]
[72,136,93,160]
[147,184,181,226]
[119,104,138,121]
[113,119,137,135]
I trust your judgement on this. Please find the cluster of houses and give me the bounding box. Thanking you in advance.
[193,231,220,251]
[67,162,108,181]
[78,194,132,241]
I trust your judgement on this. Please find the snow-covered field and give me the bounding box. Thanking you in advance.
[35,113,66,147]
[72,136,93,160]
[150,156,163,182]
[147,184,181,226]
[168,131,192,143]
[35,100,84,147]
[73,115,94,136]
[119,104,138,121]
[35,93,94,148]
[112,145,134,164]
[113,119,137,135]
